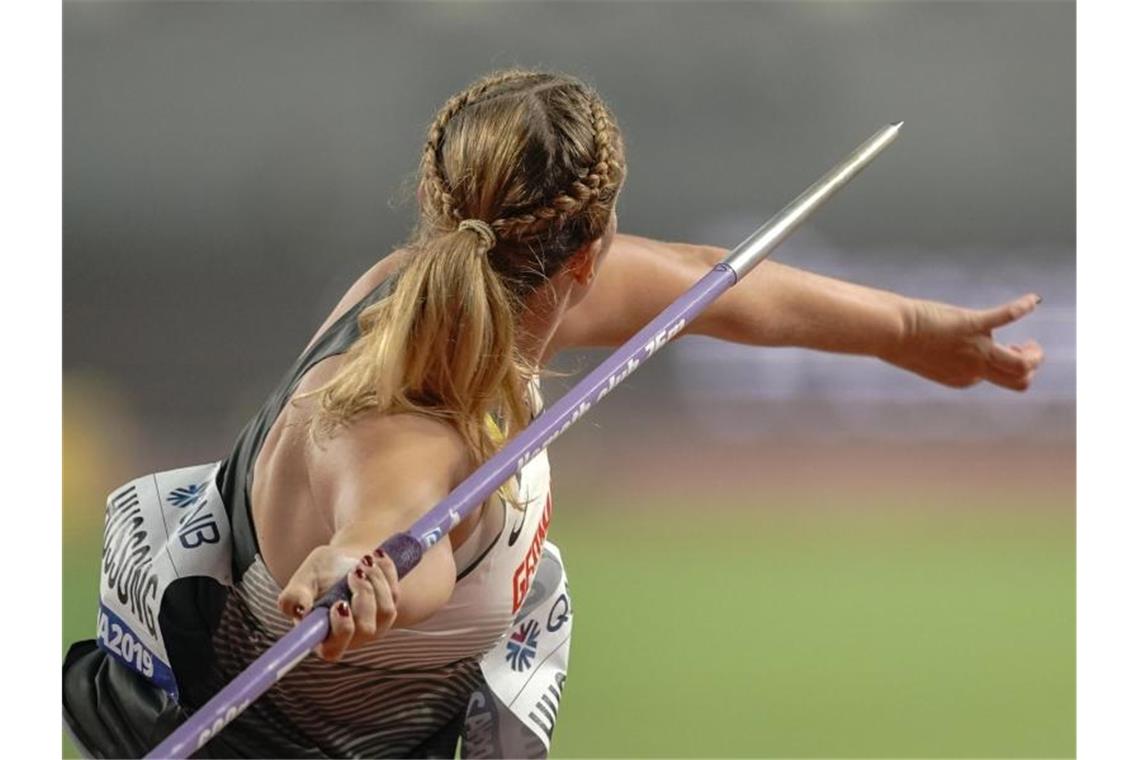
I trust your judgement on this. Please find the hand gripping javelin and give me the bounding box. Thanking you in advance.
[145,122,903,759]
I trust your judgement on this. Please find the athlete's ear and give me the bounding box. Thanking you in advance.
[565,237,604,287]
[565,213,616,287]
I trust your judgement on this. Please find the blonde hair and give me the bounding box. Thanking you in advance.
[307,69,625,465]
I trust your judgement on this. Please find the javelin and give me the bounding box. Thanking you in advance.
[145,122,903,759]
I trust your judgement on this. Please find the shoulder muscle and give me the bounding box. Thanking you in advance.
[307,412,471,625]
[550,233,719,355]
[309,412,470,535]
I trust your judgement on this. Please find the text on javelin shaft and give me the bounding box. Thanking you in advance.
[515,318,686,469]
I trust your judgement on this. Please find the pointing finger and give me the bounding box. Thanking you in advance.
[975,293,1041,331]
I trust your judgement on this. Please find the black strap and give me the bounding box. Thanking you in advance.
[223,273,399,581]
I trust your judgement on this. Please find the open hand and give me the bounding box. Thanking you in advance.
[884,293,1045,391]
[277,546,401,662]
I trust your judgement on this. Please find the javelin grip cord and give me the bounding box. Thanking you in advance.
[144,122,901,758]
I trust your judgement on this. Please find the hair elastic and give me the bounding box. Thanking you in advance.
[457,219,496,250]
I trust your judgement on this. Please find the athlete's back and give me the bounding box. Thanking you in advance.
[250,250,487,598]
[64,69,625,758]
[63,256,559,757]
[202,260,556,757]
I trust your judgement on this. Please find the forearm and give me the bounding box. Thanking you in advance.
[564,233,1041,392]
[558,233,913,360]
[677,240,912,359]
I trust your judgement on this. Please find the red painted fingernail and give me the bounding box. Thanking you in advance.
[293,604,305,618]
[336,601,350,617]
[362,555,374,567]
[355,568,366,579]
[374,549,385,559]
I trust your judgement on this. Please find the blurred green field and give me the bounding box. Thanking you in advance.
[549,500,1073,758]
[63,493,1073,758]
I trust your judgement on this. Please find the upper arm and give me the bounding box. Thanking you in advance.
[550,233,723,355]
[309,412,470,627]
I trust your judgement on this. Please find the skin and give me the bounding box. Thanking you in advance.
[264,213,1043,661]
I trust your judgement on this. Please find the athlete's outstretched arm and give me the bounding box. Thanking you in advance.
[277,413,470,662]
[553,233,1044,391]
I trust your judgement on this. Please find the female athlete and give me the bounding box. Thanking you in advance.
[63,69,1044,758]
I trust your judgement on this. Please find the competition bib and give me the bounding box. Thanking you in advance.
[96,461,233,701]
[463,542,573,759]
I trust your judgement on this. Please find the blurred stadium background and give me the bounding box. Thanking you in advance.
[63,1,1074,757]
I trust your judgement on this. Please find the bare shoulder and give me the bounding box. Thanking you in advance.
[314,411,468,472]
[306,410,472,529]
[550,233,717,355]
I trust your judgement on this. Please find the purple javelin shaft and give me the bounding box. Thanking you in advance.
[145,123,900,758]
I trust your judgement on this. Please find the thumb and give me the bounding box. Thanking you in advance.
[974,293,1041,331]
[278,565,319,621]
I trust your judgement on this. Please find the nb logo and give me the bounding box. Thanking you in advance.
[177,500,220,550]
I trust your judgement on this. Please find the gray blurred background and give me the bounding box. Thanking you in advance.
[65,0,1074,457]
[63,2,1075,756]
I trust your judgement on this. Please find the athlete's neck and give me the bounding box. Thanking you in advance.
[516,280,574,367]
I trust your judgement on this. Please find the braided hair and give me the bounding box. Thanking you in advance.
[417,69,626,293]
[309,70,626,467]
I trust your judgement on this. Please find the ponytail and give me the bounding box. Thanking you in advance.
[307,224,534,466]
[305,68,625,477]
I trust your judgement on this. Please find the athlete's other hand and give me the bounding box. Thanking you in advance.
[277,546,401,662]
[883,293,1045,392]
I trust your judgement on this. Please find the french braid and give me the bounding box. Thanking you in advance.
[419,69,543,225]
[418,70,625,253]
[310,69,626,473]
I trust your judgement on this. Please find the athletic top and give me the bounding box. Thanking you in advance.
[63,267,556,758]
[209,268,554,758]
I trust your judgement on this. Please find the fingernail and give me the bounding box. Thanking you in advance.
[355,568,366,579]
[336,601,350,617]
[1034,295,1043,305]
[293,604,305,618]
[362,554,374,567]
[374,549,385,559]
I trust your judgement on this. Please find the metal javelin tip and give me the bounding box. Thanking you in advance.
[719,123,903,279]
